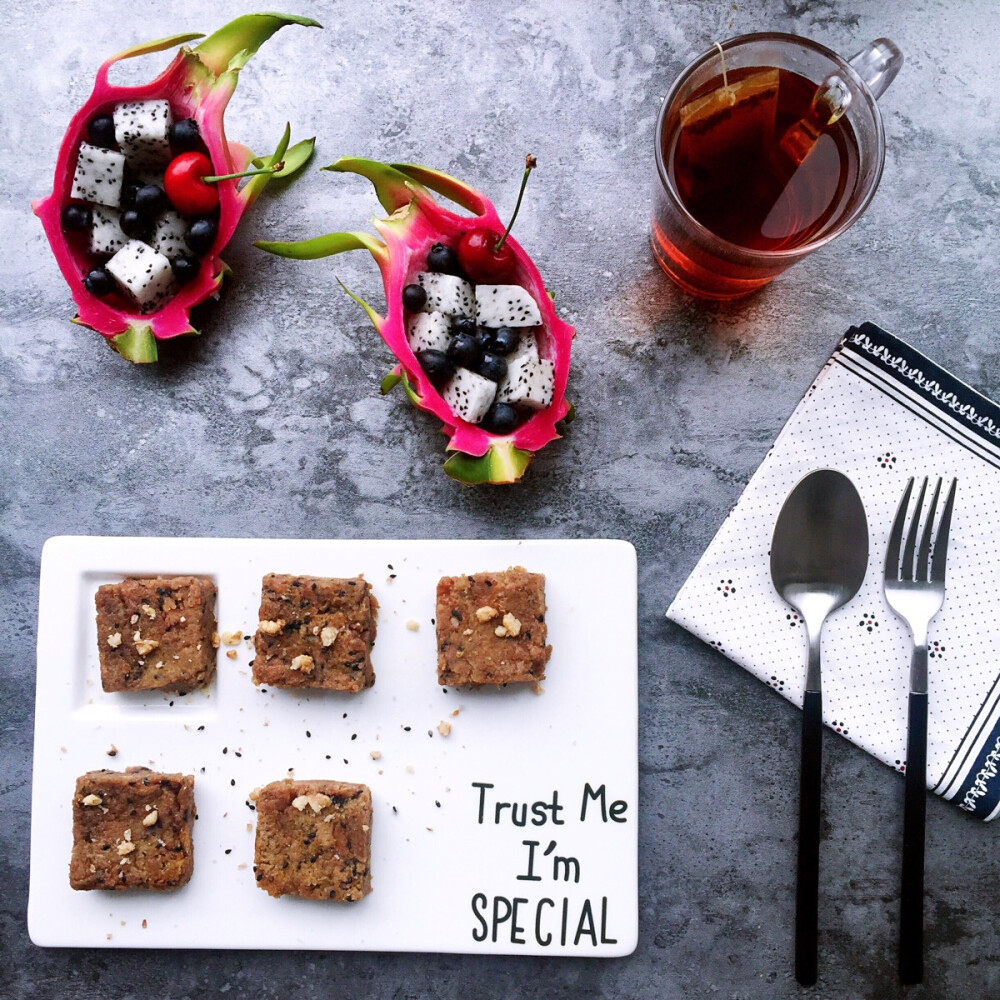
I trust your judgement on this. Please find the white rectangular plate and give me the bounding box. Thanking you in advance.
[29,536,638,955]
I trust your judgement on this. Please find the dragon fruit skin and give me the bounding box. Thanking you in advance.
[256,158,575,484]
[33,14,319,363]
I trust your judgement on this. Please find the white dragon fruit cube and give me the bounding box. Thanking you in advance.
[150,210,190,259]
[70,142,125,207]
[475,284,542,328]
[442,367,497,425]
[407,311,451,354]
[114,100,173,171]
[497,356,555,410]
[105,240,175,312]
[416,272,474,318]
[508,330,539,363]
[89,205,126,256]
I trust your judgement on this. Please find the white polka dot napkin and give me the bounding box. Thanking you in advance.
[667,323,1000,820]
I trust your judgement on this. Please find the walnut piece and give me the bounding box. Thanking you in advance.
[142,809,159,827]
[81,793,103,807]
[132,631,160,656]
[106,632,122,649]
[258,619,284,635]
[437,720,452,737]
[116,830,136,856]
[320,625,338,647]
[502,612,522,637]
[406,619,420,631]
[141,604,157,619]
[221,630,242,646]
[475,605,498,622]
[290,654,315,674]
[291,792,332,814]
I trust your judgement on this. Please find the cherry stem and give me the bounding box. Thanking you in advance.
[494,154,537,253]
[201,162,285,184]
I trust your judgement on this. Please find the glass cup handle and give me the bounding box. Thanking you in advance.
[848,37,903,100]
[807,37,903,128]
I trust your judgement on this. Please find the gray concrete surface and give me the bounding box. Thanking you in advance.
[2,0,998,997]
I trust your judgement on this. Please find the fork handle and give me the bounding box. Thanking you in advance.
[797,689,822,986]
[900,690,928,984]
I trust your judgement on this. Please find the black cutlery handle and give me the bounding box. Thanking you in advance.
[900,690,928,984]
[797,689,823,986]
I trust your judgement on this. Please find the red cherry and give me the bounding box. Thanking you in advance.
[164,152,219,215]
[457,228,516,283]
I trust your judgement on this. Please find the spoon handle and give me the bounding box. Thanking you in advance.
[796,689,823,986]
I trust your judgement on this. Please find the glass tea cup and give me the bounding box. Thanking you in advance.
[652,34,902,300]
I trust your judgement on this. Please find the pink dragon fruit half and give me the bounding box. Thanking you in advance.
[256,158,576,484]
[33,13,319,363]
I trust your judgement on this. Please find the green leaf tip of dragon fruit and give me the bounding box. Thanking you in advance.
[255,156,575,485]
[443,443,534,486]
[192,13,321,75]
[109,325,160,364]
[34,12,317,363]
[380,370,403,395]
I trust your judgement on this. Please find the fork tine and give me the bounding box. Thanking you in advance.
[930,478,958,583]
[885,477,914,581]
[901,478,928,581]
[915,479,942,582]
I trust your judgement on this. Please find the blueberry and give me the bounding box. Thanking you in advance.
[447,332,482,369]
[83,267,114,296]
[169,118,203,153]
[481,402,520,434]
[452,316,477,338]
[120,209,150,240]
[185,217,217,255]
[427,242,462,275]
[477,352,508,383]
[491,326,520,356]
[475,326,496,350]
[87,114,116,149]
[172,257,200,285]
[417,349,454,388]
[402,283,427,311]
[119,179,141,211]
[134,183,167,218]
[61,204,92,231]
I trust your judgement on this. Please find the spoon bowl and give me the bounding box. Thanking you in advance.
[771,469,870,661]
[770,468,868,986]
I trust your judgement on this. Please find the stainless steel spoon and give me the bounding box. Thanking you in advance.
[770,469,869,986]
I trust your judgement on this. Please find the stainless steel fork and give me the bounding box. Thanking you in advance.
[883,476,957,984]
